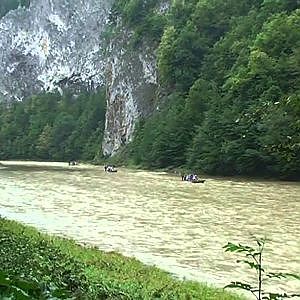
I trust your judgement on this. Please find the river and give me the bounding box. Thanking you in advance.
[0,161,299,296]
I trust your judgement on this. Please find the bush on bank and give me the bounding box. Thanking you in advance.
[0,217,245,299]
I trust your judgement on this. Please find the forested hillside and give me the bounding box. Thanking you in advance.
[0,0,299,180]
[0,90,106,161]
[114,0,300,180]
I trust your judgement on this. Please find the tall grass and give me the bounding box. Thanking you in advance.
[0,217,245,299]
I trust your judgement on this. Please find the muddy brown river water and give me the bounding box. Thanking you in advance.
[0,161,299,296]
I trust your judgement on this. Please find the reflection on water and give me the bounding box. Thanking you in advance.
[0,161,299,295]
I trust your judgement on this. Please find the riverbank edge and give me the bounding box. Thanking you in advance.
[1,158,298,182]
[93,157,293,182]
[0,217,245,299]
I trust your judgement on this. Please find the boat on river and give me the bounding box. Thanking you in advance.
[191,179,205,183]
[105,165,118,172]
[182,174,205,183]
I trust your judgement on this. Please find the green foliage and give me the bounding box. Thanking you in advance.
[0,90,106,162]
[224,239,300,300]
[128,93,193,169]
[158,25,208,91]
[0,220,88,299]
[111,0,166,45]
[0,217,245,300]
[0,270,71,299]
[124,0,300,180]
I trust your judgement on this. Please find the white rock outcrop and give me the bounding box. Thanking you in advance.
[0,0,164,156]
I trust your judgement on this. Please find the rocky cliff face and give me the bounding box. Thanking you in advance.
[103,31,158,156]
[0,0,113,100]
[0,0,161,156]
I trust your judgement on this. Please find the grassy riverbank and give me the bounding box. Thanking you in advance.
[0,217,245,299]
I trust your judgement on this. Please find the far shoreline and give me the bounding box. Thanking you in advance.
[1,159,299,184]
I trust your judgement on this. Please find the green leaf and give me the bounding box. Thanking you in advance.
[265,292,300,299]
[236,260,264,272]
[224,281,254,291]
[0,271,11,287]
[267,273,300,280]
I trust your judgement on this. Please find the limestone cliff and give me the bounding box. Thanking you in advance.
[103,31,158,156]
[0,0,163,156]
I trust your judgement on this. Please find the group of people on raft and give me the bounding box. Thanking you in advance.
[68,160,78,166]
[182,174,199,181]
[104,164,117,172]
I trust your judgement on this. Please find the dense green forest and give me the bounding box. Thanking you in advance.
[0,0,30,18]
[0,90,106,161]
[0,0,299,179]
[112,0,300,180]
